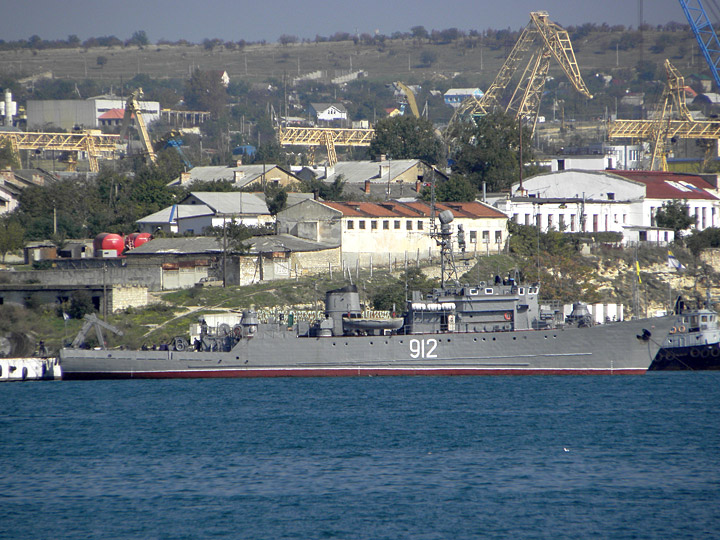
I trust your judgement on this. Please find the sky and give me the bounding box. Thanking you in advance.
[3,0,684,44]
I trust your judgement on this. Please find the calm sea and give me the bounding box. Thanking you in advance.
[1,374,719,540]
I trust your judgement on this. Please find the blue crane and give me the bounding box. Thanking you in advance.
[164,133,192,170]
[678,0,720,88]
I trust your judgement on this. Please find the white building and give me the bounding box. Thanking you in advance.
[277,199,509,267]
[496,170,720,243]
[443,88,484,108]
[136,192,272,235]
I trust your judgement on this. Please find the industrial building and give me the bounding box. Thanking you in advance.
[26,95,160,131]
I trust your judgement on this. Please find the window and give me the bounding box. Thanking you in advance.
[406,221,413,231]
[470,231,477,243]
[559,214,565,230]
[547,214,553,229]
[495,231,502,243]
[570,214,576,232]
[383,220,389,230]
[347,220,354,230]
[417,220,423,230]
[394,220,401,229]
[371,220,377,230]
[359,220,366,230]
[513,213,518,222]
[482,231,490,242]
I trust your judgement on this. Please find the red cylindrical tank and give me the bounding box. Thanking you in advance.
[125,232,152,250]
[134,232,151,248]
[94,233,124,257]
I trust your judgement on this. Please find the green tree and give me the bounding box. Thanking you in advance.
[0,140,20,169]
[184,69,228,118]
[372,268,438,311]
[0,216,24,261]
[655,200,694,238]
[421,174,476,202]
[686,227,720,257]
[128,30,149,47]
[67,290,95,319]
[419,50,438,67]
[368,116,443,164]
[301,175,346,201]
[450,111,533,192]
[265,184,288,216]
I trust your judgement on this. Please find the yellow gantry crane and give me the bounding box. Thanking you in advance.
[277,126,375,167]
[120,88,156,164]
[446,11,592,138]
[0,131,120,172]
[608,59,720,170]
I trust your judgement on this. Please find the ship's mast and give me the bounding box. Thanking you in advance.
[429,170,460,288]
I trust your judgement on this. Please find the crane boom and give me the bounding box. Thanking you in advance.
[393,82,421,118]
[678,0,720,88]
[121,88,156,164]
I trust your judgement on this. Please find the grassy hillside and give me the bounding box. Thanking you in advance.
[0,28,705,91]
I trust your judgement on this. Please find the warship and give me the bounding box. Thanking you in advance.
[649,296,720,370]
[60,210,673,379]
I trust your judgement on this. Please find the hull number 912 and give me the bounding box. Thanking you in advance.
[409,338,438,359]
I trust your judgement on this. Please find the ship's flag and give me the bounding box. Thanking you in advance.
[668,250,685,271]
[635,261,642,284]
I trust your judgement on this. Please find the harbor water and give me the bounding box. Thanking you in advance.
[2,373,719,539]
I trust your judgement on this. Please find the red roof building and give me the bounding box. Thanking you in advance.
[277,198,509,264]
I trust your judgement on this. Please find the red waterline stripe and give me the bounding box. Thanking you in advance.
[62,367,647,380]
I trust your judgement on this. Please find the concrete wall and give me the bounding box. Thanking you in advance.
[109,286,149,312]
[0,266,163,291]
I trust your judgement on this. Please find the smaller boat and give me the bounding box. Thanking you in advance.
[650,297,720,371]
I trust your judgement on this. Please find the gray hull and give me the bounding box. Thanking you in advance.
[60,317,673,379]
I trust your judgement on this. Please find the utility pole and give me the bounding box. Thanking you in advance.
[222,220,227,288]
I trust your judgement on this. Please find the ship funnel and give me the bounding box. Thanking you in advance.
[325,284,362,336]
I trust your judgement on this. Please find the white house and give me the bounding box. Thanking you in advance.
[136,192,273,235]
[309,103,348,124]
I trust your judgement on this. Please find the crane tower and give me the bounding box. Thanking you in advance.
[447,11,592,138]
